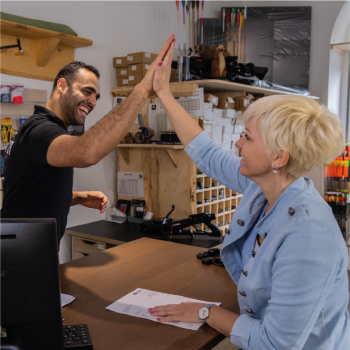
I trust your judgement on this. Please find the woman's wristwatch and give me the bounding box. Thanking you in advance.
[198,304,215,324]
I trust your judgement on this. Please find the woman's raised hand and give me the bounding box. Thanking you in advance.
[153,37,177,97]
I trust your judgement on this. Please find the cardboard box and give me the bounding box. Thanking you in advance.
[127,52,157,65]
[128,63,150,75]
[218,96,235,109]
[113,57,128,68]
[116,67,128,78]
[128,73,143,86]
[117,78,129,87]
[204,93,218,106]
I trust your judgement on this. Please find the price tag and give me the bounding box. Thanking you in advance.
[116,59,122,64]
[132,66,137,71]
[121,70,126,75]
[129,76,134,81]
[123,79,128,84]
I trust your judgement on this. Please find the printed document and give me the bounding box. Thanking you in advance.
[106,288,221,330]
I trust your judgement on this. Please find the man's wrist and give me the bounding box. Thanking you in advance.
[134,83,150,98]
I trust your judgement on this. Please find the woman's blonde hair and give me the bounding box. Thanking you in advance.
[243,95,344,178]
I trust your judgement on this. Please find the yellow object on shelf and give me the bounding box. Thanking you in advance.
[1,117,12,144]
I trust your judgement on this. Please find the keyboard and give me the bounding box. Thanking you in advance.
[63,324,93,349]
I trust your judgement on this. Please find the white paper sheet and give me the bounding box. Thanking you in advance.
[117,172,144,197]
[106,288,221,330]
[148,88,205,140]
[61,293,75,307]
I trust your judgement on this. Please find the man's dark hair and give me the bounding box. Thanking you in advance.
[51,61,100,93]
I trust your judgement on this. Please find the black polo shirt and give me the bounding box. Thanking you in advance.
[1,105,73,246]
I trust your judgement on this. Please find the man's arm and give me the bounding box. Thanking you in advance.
[47,34,175,168]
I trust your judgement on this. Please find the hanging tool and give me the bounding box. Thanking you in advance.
[232,8,236,57]
[0,38,23,53]
[201,0,204,44]
[175,0,180,25]
[182,0,186,26]
[222,8,225,32]
[191,0,196,55]
[186,1,190,33]
[244,7,248,62]
[1,117,13,144]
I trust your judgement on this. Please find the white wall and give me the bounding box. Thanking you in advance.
[1,1,345,262]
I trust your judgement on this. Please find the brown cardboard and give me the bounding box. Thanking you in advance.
[218,96,235,109]
[113,57,128,68]
[204,93,219,106]
[128,73,143,86]
[116,67,129,78]
[117,78,129,87]
[128,63,150,75]
[127,52,157,65]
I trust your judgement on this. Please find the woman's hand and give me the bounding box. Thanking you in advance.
[138,34,175,95]
[153,37,176,97]
[149,302,206,323]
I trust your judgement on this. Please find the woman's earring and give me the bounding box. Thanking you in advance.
[272,166,277,174]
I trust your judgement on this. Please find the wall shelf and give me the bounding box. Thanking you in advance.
[116,144,184,168]
[0,19,93,81]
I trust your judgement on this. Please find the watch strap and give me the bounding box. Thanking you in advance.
[199,303,216,324]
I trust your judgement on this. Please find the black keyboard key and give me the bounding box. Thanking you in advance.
[63,324,93,349]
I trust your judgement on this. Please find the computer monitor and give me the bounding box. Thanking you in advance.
[1,219,64,350]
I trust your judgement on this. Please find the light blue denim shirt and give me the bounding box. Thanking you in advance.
[186,132,350,350]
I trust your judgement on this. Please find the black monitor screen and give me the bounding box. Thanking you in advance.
[1,219,64,350]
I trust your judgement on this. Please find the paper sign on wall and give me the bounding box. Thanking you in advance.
[117,172,144,197]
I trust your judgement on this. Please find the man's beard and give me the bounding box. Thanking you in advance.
[60,87,85,126]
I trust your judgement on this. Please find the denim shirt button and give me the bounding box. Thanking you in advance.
[251,250,256,257]
[225,228,230,235]
[242,269,248,277]
[289,207,295,216]
[264,232,268,238]
[237,219,245,226]
[246,308,253,314]
[239,291,247,297]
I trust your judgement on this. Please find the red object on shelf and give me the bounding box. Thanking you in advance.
[12,96,23,104]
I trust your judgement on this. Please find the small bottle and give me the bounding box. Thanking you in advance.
[177,56,183,82]
[183,57,190,81]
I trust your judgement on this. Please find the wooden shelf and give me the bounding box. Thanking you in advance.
[178,80,319,99]
[0,19,92,48]
[112,82,198,98]
[116,144,185,168]
[0,19,93,81]
[117,144,184,150]
[331,42,350,55]
[112,80,319,99]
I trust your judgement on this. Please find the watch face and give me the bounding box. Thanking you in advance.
[199,307,209,320]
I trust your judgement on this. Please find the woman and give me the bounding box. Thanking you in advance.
[148,40,350,349]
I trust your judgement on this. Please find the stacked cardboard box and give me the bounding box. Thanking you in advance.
[201,93,243,155]
[126,52,157,86]
[113,52,157,87]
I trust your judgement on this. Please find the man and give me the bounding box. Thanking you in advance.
[1,33,176,247]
